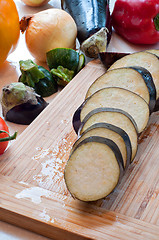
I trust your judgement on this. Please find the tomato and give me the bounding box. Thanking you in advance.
[0,117,9,154]
[0,0,20,67]
[0,117,17,155]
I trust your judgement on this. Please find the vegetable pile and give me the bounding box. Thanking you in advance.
[64,49,159,202]
[112,0,159,45]
[19,0,112,60]
[0,47,85,125]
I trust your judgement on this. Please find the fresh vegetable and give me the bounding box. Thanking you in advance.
[20,9,77,62]
[19,59,58,97]
[85,66,156,113]
[77,108,138,161]
[0,0,20,67]
[0,117,17,155]
[99,52,129,69]
[80,88,150,133]
[145,50,159,111]
[1,82,48,125]
[77,54,85,72]
[51,66,74,87]
[21,0,50,7]
[64,136,124,202]
[129,66,156,113]
[146,49,159,58]
[112,0,159,45]
[65,49,158,202]
[47,48,85,86]
[47,48,83,72]
[86,67,149,104]
[108,52,159,99]
[72,122,132,169]
[61,0,112,58]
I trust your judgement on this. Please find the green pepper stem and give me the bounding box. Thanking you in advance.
[154,14,159,31]
[0,131,18,142]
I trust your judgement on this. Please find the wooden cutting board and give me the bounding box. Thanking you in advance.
[1,59,159,240]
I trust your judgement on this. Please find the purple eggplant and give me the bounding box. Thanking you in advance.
[61,0,112,58]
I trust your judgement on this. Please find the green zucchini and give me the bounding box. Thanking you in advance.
[19,59,58,97]
[46,48,80,72]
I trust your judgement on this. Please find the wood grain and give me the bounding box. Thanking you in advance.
[1,59,159,239]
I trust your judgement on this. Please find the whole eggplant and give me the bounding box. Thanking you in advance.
[61,0,112,58]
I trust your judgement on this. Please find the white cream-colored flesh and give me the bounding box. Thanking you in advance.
[73,127,127,168]
[81,87,149,133]
[146,49,159,58]
[80,110,137,161]
[85,67,150,104]
[65,142,120,201]
[108,52,159,99]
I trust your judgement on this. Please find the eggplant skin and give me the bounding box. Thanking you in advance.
[129,66,156,113]
[99,52,129,69]
[6,96,48,125]
[62,0,112,44]
[64,136,124,201]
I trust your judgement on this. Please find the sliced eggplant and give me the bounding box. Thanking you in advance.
[108,51,159,99]
[80,87,149,134]
[64,136,124,202]
[99,52,129,69]
[129,66,156,113]
[78,108,138,161]
[146,49,159,58]
[85,67,150,107]
[72,122,132,168]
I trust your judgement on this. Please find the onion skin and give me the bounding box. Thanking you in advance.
[21,0,50,7]
[21,9,77,62]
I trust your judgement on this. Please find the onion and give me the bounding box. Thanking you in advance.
[21,0,50,7]
[20,9,77,62]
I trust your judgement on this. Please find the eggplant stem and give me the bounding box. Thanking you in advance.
[81,27,108,58]
[0,130,18,142]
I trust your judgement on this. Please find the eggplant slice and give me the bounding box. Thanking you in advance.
[146,49,159,58]
[85,67,150,106]
[78,108,138,161]
[99,52,129,69]
[80,87,149,134]
[129,66,156,113]
[72,122,132,168]
[108,51,159,99]
[64,136,124,202]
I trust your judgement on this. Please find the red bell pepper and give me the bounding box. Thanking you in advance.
[112,0,159,45]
